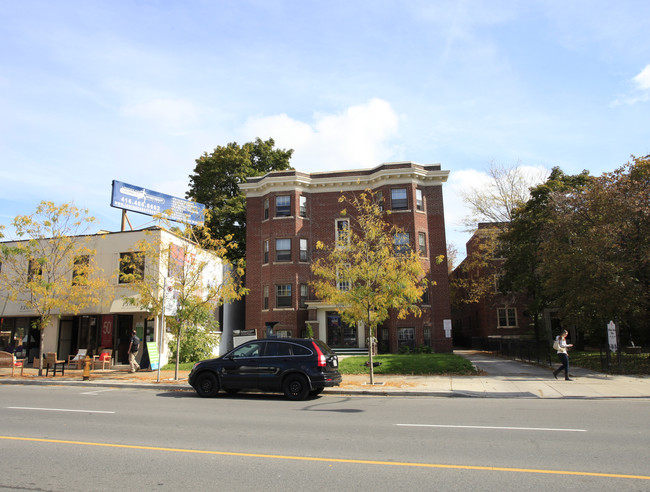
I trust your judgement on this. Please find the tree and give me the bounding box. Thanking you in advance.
[0,202,108,375]
[538,156,650,345]
[121,215,247,379]
[461,161,548,229]
[452,162,548,309]
[187,138,293,262]
[311,190,437,384]
[500,168,590,340]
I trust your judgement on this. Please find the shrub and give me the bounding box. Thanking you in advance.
[168,326,219,363]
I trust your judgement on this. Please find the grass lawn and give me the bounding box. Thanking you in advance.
[164,354,478,375]
[339,353,478,375]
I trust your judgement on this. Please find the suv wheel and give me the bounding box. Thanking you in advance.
[195,372,220,398]
[283,374,310,401]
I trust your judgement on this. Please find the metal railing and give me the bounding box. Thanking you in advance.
[474,338,554,366]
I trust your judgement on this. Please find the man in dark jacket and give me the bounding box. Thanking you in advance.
[127,329,141,373]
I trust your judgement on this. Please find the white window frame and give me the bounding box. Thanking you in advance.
[335,218,350,245]
[275,195,291,217]
[391,188,408,210]
[275,238,291,262]
[299,238,308,262]
[497,307,518,328]
[276,284,292,308]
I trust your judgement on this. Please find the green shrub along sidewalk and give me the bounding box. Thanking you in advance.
[339,354,478,375]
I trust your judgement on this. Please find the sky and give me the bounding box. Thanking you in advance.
[1,0,649,260]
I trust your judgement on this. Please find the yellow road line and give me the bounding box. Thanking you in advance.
[2,435,649,481]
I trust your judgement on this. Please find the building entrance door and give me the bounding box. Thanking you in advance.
[326,312,357,348]
[116,315,133,364]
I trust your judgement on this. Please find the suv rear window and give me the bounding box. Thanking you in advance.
[291,344,312,356]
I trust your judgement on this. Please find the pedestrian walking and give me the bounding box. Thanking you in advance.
[553,330,573,380]
[128,329,141,373]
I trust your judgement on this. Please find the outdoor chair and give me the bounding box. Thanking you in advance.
[92,348,113,370]
[67,349,88,369]
[0,351,25,376]
[44,352,65,376]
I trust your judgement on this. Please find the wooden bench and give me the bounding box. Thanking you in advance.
[0,351,25,376]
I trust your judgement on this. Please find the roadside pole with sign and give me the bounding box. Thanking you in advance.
[157,278,178,382]
[606,320,621,373]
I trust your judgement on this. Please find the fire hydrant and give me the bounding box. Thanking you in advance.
[83,358,91,381]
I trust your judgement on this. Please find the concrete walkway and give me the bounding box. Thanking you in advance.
[1,351,648,399]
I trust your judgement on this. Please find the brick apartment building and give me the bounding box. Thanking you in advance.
[450,223,533,347]
[241,162,453,353]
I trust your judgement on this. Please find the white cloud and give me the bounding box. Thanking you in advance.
[633,64,650,90]
[240,98,400,171]
[610,64,650,106]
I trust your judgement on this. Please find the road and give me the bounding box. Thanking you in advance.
[1,385,649,491]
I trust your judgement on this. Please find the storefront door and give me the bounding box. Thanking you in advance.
[117,315,133,364]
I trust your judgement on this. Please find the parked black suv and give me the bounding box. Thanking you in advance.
[188,338,342,400]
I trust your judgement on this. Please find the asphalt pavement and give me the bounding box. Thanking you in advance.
[2,350,648,399]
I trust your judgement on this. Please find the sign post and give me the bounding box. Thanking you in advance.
[607,320,618,353]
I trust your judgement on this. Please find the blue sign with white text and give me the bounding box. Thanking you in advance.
[111,180,205,225]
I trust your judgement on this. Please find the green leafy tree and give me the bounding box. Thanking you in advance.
[167,323,217,363]
[0,202,108,375]
[539,156,650,345]
[311,190,437,384]
[500,168,590,340]
[187,138,293,262]
[122,215,247,379]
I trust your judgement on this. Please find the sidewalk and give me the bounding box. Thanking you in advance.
[1,351,648,399]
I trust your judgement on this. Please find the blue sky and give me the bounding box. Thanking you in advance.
[1,0,649,257]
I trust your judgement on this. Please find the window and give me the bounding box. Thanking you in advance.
[264,341,292,356]
[275,239,291,262]
[276,195,291,217]
[398,327,415,350]
[421,285,429,305]
[418,232,427,256]
[391,188,408,210]
[119,252,144,284]
[336,265,350,291]
[416,189,424,211]
[497,307,517,328]
[299,196,307,217]
[299,239,309,262]
[263,285,269,310]
[300,284,308,308]
[376,191,384,211]
[335,218,350,244]
[263,240,269,264]
[263,198,269,220]
[276,284,292,308]
[424,326,431,345]
[28,259,42,282]
[231,341,263,358]
[394,232,410,255]
[72,255,90,286]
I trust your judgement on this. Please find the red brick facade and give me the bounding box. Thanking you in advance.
[241,162,453,353]
[450,223,533,347]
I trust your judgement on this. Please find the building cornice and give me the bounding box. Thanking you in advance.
[240,161,449,197]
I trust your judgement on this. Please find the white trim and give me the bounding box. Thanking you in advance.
[241,162,449,197]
